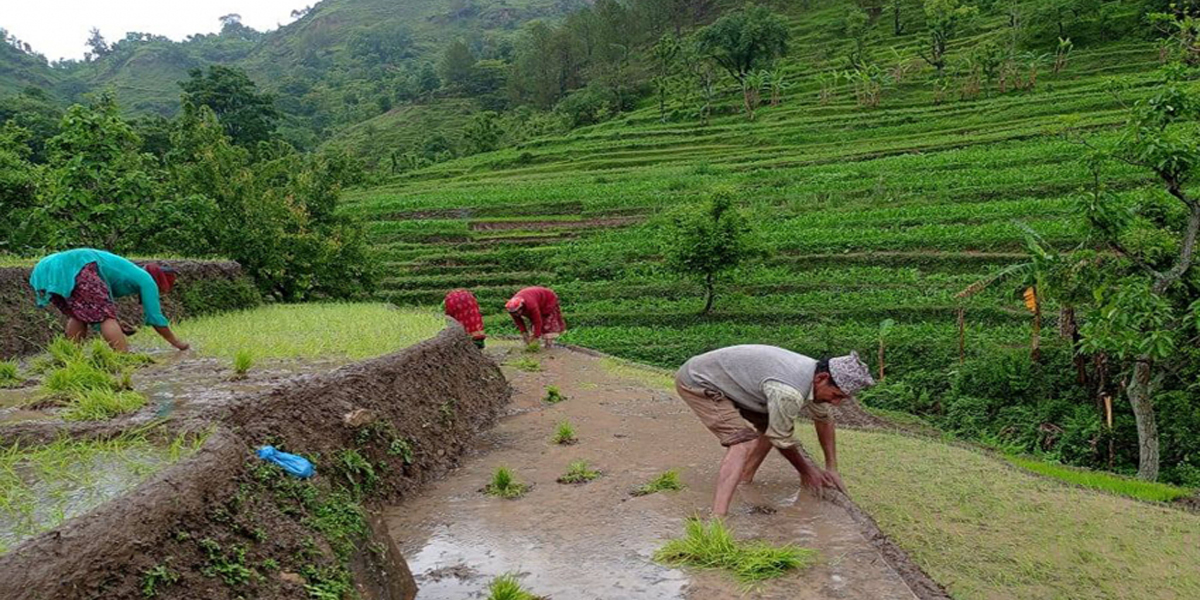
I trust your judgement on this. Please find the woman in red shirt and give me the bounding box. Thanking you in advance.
[506,286,566,347]
[444,289,486,348]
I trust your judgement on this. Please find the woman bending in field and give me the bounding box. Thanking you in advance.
[30,248,189,352]
[506,286,566,348]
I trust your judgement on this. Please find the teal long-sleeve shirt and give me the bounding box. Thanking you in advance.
[29,249,170,327]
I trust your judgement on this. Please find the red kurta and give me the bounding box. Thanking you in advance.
[508,286,566,338]
[444,289,485,340]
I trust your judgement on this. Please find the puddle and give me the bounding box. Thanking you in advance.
[385,348,917,600]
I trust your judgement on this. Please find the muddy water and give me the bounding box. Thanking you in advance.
[0,347,345,426]
[384,347,917,600]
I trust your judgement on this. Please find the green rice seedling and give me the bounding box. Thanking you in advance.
[486,573,541,600]
[551,420,577,445]
[557,460,601,484]
[43,336,84,371]
[543,385,566,404]
[0,360,21,388]
[41,360,115,396]
[654,517,816,584]
[231,349,254,380]
[523,341,541,354]
[483,466,529,499]
[85,338,124,373]
[62,389,146,421]
[632,469,686,496]
[506,357,541,372]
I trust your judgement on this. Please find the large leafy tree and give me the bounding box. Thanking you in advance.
[39,95,161,252]
[1071,62,1200,480]
[662,188,763,314]
[918,0,978,76]
[695,4,790,118]
[180,65,279,148]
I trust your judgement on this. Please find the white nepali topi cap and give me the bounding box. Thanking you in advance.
[829,351,875,397]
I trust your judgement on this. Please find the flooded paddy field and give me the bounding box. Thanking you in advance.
[386,344,918,600]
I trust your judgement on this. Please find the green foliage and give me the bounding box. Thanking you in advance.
[696,5,791,82]
[661,188,762,313]
[62,388,147,421]
[552,420,578,445]
[334,449,378,496]
[507,356,542,372]
[232,349,254,379]
[654,517,816,583]
[1003,455,1191,502]
[42,359,117,395]
[557,459,601,484]
[175,277,262,317]
[180,65,279,147]
[486,573,541,600]
[484,466,529,499]
[918,0,979,74]
[632,469,686,496]
[198,538,253,586]
[0,359,21,388]
[141,562,180,598]
[543,385,566,404]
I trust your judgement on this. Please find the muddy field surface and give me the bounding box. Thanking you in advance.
[384,345,919,600]
[0,348,346,432]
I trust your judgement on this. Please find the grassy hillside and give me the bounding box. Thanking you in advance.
[338,0,1192,480]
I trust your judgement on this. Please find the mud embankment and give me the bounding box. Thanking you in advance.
[0,325,509,600]
[0,260,259,359]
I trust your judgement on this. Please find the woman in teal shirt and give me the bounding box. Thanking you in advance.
[29,249,190,353]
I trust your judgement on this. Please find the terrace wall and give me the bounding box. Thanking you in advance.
[0,259,259,359]
[0,324,510,600]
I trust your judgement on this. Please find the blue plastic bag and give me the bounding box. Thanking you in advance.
[256,446,315,479]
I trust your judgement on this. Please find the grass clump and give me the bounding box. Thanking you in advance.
[62,389,147,421]
[543,385,566,404]
[1004,455,1192,503]
[506,357,541,372]
[557,459,601,484]
[0,360,22,388]
[231,349,254,380]
[523,341,541,354]
[483,466,529,499]
[42,360,118,395]
[551,420,577,445]
[486,573,542,600]
[632,469,686,496]
[654,517,816,584]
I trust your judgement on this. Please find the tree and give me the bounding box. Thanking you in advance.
[662,188,762,314]
[844,7,872,68]
[695,5,790,118]
[39,95,160,251]
[0,123,45,253]
[416,62,441,99]
[180,65,279,148]
[462,111,503,154]
[85,28,109,61]
[1071,64,1200,480]
[440,40,476,91]
[918,0,978,76]
[652,34,682,122]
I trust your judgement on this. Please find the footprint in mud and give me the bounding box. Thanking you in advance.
[747,505,778,515]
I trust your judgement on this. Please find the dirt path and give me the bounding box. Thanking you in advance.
[383,345,919,599]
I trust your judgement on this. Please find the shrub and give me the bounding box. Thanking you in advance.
[176,277,262,317]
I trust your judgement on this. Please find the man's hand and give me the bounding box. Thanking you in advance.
[822,469,847,494]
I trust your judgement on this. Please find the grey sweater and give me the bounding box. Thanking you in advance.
[678,345,817,413]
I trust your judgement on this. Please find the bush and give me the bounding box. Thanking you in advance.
[176,277,262,317]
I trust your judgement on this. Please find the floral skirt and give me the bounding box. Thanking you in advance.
[50,263,117,324]
[541,306,567,335]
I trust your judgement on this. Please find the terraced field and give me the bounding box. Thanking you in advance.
[342,16,1164,379]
